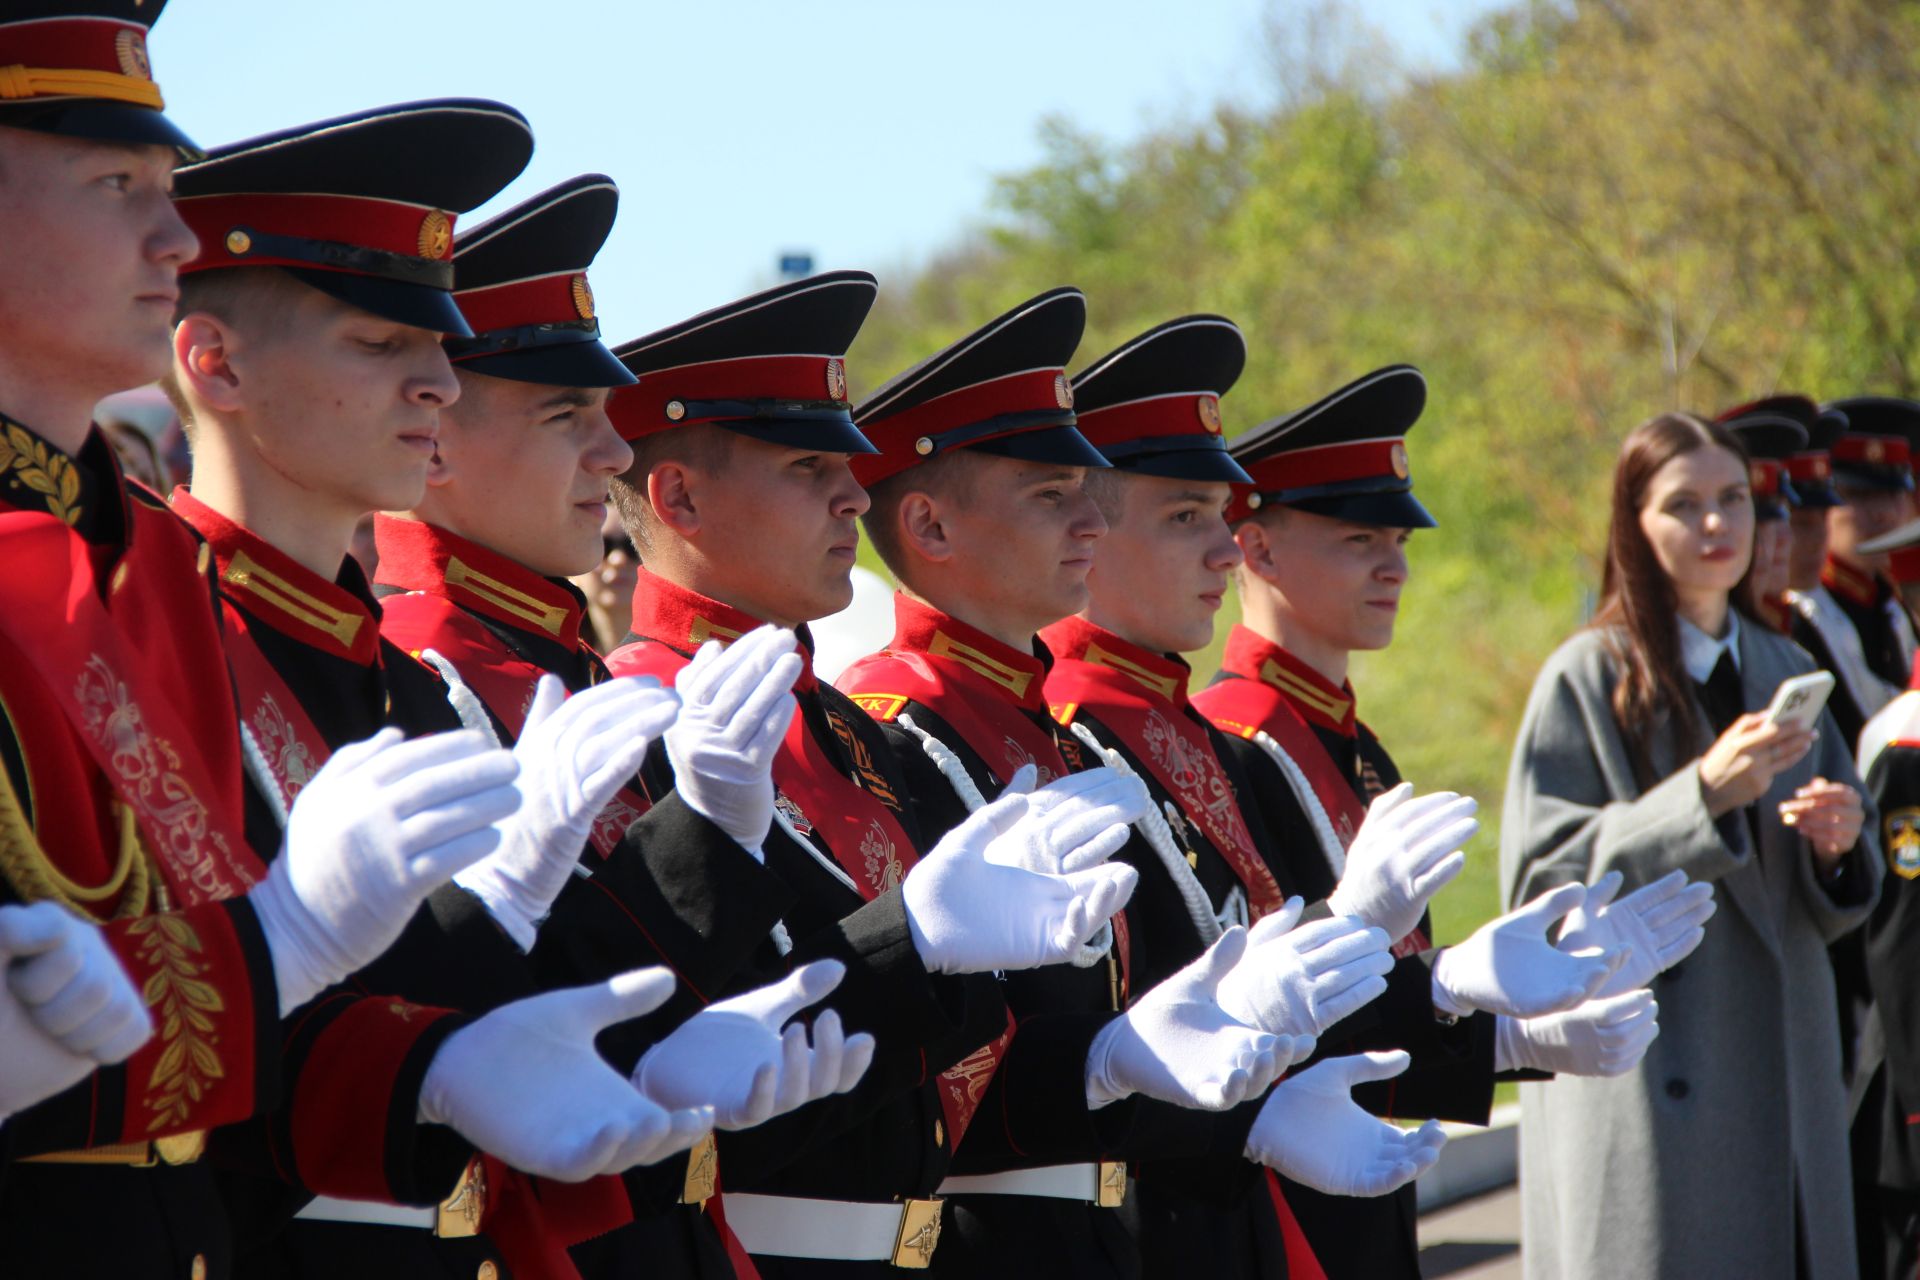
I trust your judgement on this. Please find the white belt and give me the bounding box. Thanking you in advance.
[294,1195,436,1230]
[939,1161,1126,1207]
[720,1192,945,1268]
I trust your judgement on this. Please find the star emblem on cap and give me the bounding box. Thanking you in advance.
[827,358,847,401]
[570,273,596,321]
[1390,441,1411,479]
[417,210,453,260]
[1054,373,1074,410]
[115,29,152,81]
[1197,395,1223,434]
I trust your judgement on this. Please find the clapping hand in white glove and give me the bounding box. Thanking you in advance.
[1217,898,1394,1039]
[1244,1051,1448,1197]
[635,960,876,1130]
[904,789,1139,975]
[250,728,522,1014]
[0,903,153,1120]
[1495,989,1658,1077]
[1556,870,1714,999]
[419,968,714,1181]
[458,675,681,950]
[666,627,803,857]
[1325,784,1479,944]
[1431,882,1623,1020]
[1086,927,1307,1110]
[986,766,1151,874]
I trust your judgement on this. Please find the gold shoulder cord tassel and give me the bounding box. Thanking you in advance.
[0,758,150,922]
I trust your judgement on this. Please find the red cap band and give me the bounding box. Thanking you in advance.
[1074,393,1224,450]
[1786,452,1832,484]
[1833,434,1911,468]
[607,354,847,441]
[177,193,455,275]
[1750,459,1787,500]
[455,271,594,338]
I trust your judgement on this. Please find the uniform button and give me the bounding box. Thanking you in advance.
[477,1263,499,1280]
[190,1255,207,1280]
[1665,1079,1690,1100]
[933,1118,945,1148]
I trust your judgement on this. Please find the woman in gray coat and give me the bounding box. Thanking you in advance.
[1501,411,1882,1279]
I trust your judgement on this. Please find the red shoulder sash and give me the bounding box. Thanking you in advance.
[1049,658,1285,921]
[0,509,259,904]
[382,593,652,856]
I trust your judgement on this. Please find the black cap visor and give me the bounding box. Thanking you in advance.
[1832,461,1916,494]
[1098,434,1253,484]
[1273,486,1437,530]
[451,337,636,389]
[968,424,1110,470]
[288,268,473,337]
[1791,482,1842,509]
[718,410,878,456]
[0,100,201,159]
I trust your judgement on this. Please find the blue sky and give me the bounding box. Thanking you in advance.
[155,0,1504,338]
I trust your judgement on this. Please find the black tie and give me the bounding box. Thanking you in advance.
[1695,649,1744,736]
[1694,650,1760,853]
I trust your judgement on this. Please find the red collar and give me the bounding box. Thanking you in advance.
[371,516,585,650]
[1220,624,1357,735]
[885,594,1051,714]
[170,486,380,665]
[1039,615,1190,707]
[1822,554,1885,608]
[628,568,817,691]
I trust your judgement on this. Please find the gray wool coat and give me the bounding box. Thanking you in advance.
[1499,623,1882,1280]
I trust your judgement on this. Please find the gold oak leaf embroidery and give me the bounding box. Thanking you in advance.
[127,913,225,1131]
[1,424,82,525]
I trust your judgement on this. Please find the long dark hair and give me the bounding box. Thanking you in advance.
[1589,411,1756,780]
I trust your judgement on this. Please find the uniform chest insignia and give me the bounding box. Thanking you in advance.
[774,791,814,838]
[1887,808,1920,879]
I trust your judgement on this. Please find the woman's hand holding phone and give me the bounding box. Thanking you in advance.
[1698,713,1814,817]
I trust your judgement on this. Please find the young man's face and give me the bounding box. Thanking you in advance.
[921,454,1106,636]
[1086,474,1241,654]
[427,373,632,577]
[677,433,870,625]
[1241,506,1413,655]
[1829,483,1912,570]
[206,284,459,515]
[0,129,195,406]
[1787,505,1829,587]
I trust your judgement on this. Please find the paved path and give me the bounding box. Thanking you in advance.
[1418,1184,1521,1279]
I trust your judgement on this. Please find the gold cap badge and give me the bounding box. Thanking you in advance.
[1390,441,1411,479]
[115,29,153,80]
[1054,374,1073,410]
[571,274,595,321]
[826,358,847,401]
[1866,439,1887,463]
[1197,395,1223,434]
[417,210,453,260]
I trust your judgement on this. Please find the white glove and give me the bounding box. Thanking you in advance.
[1217,898,1394,1039]
[457,675,681,950]
[249,728,522,1014]
[1325,784,1479,944]
[419,968,715,1181]
[903,789,1139,975]
[1085,926,1306,1110]
[987,766,1151,874]
[1431,882,1623,1020]
[1245,1051,1448,1197]
[665,626,802,857]
[1557,870,1714,999]
[0,904,153,1121]
[1495,990,1659,1077]
[635,960,876,1130]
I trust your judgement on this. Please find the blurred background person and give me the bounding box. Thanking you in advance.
[570,510,642,652]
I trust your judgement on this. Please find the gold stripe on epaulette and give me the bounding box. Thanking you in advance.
[850,693,910,721]
[445,556,569,637]
[1083,641,1179,699]
[223,550,363,649]
[1258,658,1350,723]
[930,631,1033,697]
[690,615,744,646]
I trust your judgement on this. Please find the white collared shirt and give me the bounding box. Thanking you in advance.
[1679,611,1742,684]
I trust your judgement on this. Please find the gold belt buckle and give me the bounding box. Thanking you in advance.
[154,1131,206,1166]
[1096,1161,1127,1209]
[434,1156,487,1239]
[679,1134,718,1206]
[890,1197,943,1269]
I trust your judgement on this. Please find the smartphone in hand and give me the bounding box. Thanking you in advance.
[1765,671,1836,732]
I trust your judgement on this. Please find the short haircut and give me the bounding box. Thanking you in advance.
[159,267,311,438]
[608,424,734,553]
[859,449,980,581]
